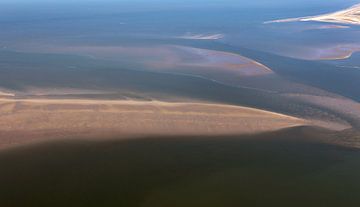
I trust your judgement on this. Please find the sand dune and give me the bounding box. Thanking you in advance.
[0,98,305,149]
[266,3,360,25]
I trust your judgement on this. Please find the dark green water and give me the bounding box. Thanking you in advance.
[0,127,360,207]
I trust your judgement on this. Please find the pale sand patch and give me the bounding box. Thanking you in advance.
[13,44,273,76]
[177,33,224,40]
[11,44,274,92]
[317,25,350,29]
[287,44,360,60]
[0,91,15,97]
[265,3,360,25]
[169,46,273,75]
[314,44,360,60]
[0,98,305,149]
[296,24,350,32]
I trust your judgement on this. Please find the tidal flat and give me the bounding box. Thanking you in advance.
[1,1,360,206]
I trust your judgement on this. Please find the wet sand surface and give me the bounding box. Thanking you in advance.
[305,44,360,60]
[14,44,273,85]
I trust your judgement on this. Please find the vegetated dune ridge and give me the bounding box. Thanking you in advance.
[265,3,360,25]
[0,98,306,149]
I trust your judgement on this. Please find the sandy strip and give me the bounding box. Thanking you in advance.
[178,33,224,40]
[0,98,306,149]
[265,3,360,25]
[0,98,298,119]
[0,91,15,97]
[172,46,273,74]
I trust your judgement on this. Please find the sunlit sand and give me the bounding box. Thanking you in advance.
[266,3,360,25]
[0,98,306,149]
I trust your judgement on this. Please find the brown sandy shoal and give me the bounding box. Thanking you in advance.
[0,98,306,149]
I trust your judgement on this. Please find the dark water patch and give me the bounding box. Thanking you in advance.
[0,127,360,207]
